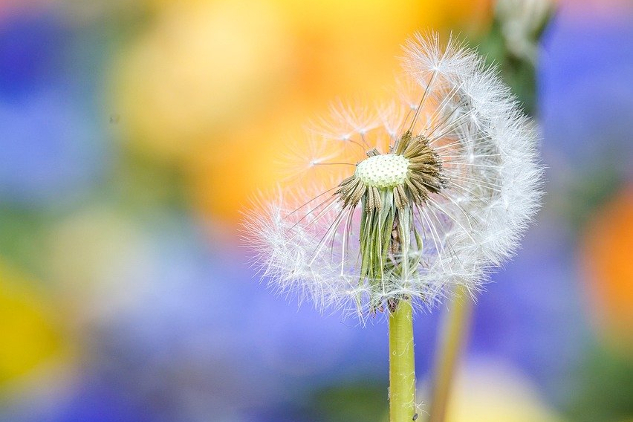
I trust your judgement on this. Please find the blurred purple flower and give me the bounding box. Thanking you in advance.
[0,11,108,206]
[28,212,391,420]
[539,11,633,180]
[0,12,67,99]
[468,215,588,405]
[37,376,155,422]
[0,90,106,205]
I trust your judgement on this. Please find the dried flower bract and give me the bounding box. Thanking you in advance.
[246,33,543,319]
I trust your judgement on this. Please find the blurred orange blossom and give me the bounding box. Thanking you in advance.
[581,187,633,351]
[111,0,493,228]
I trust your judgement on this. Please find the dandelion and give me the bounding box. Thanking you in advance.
[246,33,542,421]
[249,33,541,316]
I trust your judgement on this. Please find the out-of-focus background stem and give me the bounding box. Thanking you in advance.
[427,286,473,422]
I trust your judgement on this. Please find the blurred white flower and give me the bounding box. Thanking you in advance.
[496,0,555,64]
[247,33,542,318]
[422,360,566,422]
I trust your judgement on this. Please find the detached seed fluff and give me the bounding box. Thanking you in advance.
[246,33,543,319]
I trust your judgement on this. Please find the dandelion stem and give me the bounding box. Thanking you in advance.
[427,285,473,422]
[389,299,416,422]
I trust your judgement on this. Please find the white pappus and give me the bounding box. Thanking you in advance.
[245,33,543,319]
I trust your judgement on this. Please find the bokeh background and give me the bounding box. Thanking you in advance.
[0,0,632,421]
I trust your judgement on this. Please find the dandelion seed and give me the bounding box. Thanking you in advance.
[246,33,543,319]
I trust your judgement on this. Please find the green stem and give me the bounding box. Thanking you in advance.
[427,285,473,422]
[389,299,417,422]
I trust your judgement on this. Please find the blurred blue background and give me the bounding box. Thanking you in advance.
[0,1,632,421]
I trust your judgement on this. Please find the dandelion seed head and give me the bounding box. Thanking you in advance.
[246,33,543,320]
